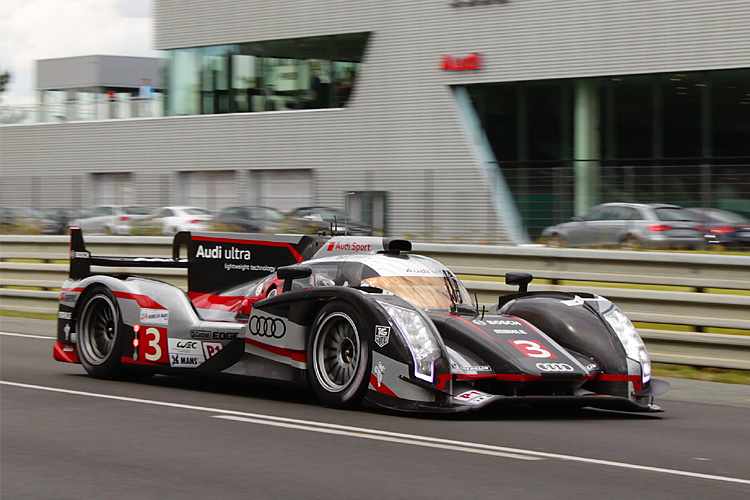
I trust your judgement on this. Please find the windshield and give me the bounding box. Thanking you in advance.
[655,208,698,222]
[362,275,472,310]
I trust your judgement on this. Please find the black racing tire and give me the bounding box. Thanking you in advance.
[76,286,128,379]
[307,300,371,409]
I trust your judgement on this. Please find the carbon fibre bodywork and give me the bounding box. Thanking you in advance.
[54,229,669,413]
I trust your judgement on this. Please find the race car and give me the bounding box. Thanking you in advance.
[54,228,669,413]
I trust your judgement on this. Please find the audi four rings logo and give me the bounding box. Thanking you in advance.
[249,316,286,339]
[535,363,574,372]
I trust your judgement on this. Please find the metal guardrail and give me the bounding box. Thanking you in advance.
[1,235,748,370]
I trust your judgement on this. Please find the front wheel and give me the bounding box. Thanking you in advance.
[76,286,127,379]
[308,301,371,409]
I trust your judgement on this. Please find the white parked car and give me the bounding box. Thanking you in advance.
[70,205,152,235]
[151,206,214,235]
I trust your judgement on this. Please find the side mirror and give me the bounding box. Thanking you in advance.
[277,266,313,292]
[571,216,582,222]
[505,272,533,293]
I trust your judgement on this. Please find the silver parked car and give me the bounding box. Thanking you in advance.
[541,203,706,249]
[150,206,214,235]
[70,205,152,235]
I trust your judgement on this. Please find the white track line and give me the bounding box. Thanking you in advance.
[2,380,749,486]
[0,332,54,340]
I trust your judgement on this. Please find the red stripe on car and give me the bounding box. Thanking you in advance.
[192,235,304,262]
[369,374,397,397]
[113,291,165,310]
[244,337,307,363]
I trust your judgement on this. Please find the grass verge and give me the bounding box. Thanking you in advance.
[652,363,750,385]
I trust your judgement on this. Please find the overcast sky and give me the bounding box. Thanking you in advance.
[0,0,158,105]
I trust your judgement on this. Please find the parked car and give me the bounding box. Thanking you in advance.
[685,207,750,248]
[69,205,152,235]
[41,208,86,235]
[287,206,372,235]
[541,203,705,249]
[215,206,288,233]
[150,206,214,235]
[0,207,44,234]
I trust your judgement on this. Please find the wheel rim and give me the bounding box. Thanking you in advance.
[79,293,118,365]
[313,312,360,393]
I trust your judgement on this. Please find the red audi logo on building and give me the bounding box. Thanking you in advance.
[440,52,483,71]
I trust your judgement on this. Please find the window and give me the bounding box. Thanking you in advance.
[165,33,370,116]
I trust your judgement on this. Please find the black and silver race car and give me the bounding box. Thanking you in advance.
[54,228,669,413]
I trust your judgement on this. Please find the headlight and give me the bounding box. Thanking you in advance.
[378,301,440,382]
[603,307,651,383]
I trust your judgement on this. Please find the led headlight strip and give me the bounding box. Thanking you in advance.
[602,306,651,384]
[377,301,441,383]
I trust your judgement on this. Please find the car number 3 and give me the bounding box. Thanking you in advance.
[143,327,163,361]
[509,339,557,358]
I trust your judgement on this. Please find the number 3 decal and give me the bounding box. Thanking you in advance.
[142,327,167,362]
[509,339,557,358]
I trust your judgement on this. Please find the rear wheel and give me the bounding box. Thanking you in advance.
[76,286,127,379]
[308,301,371,409]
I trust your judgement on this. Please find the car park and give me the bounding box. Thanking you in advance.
[40,208,86,235]
[215,205,288,233]
[54,228,668,413]
[287,206,372,235]
[0,207,44,234]
[69,205,152,235]
[150,206,214,235]
[685,207,750,248]
[541,202,706,249]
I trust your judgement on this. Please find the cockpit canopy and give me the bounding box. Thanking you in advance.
[294,253,473,310]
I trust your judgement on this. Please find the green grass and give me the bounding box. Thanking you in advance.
[652,363,750,385]
[0,309,57,321]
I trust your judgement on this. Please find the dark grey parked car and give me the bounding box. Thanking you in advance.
[685,207,750,248]
[541,203,706,249]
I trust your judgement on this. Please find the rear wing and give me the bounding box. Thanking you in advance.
[69,227,188,280]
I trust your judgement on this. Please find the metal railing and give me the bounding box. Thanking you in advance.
[0,95,165,125]
[1,235,748,370]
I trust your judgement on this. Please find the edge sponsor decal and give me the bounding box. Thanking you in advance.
[140,308,168,326]
[190,330,239,341]
[375,325,390,348]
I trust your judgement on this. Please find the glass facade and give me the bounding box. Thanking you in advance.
[164,33,370,116]
[467,68,750,237]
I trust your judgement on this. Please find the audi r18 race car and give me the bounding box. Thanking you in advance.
[54,228,669,413]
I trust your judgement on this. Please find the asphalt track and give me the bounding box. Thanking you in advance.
[1,318,749,499]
